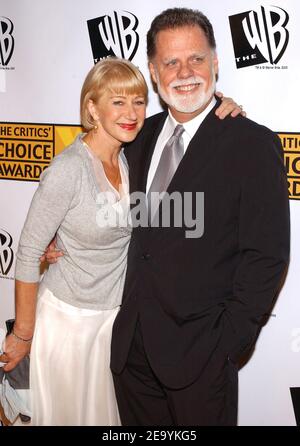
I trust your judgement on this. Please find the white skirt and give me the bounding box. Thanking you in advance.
[30,287,121,426]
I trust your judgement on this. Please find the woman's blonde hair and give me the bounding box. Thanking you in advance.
[80,57,148,131]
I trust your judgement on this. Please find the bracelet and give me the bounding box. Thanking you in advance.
[11,329,33,343]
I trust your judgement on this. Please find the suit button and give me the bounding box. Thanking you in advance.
[141,253,150,260]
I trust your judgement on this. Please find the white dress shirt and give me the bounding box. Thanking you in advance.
[146,97,217,193]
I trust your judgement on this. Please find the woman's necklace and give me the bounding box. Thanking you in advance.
[82,137,122,191]
[103,163,122,191]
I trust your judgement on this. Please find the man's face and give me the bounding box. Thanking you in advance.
[149,25,218,122]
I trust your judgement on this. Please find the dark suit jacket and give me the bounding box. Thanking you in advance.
[111,99,290,389]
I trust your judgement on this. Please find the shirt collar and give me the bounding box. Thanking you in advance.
[167,96,217,139]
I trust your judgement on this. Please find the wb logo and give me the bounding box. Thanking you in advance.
[0,229,14,276]
[87,11,139,63]
[229,6,289,69]
[0,17,14,66]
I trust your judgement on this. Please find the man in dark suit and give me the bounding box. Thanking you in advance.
[110,8,290,426]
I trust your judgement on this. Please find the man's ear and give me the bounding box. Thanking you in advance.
[149,62,157,84]
[213,52,219,80]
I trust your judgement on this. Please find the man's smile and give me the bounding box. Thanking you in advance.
[173,83,201,93]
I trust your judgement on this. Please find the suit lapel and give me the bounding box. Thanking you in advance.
[130,98,226,196]
[167,99,224,193]
[137,112,168,194]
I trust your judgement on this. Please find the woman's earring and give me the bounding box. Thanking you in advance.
[93,120,99,132]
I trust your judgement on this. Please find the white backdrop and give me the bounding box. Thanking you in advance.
[0,0,299,426]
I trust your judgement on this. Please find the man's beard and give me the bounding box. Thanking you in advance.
[156,72,216,114]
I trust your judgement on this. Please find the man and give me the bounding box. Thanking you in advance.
[110,8,290,426]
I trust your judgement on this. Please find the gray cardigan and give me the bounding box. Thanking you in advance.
[15,134,131,310]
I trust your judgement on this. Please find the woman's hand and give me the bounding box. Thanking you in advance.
[40,238,64,264]
[0,331,32,372]
[215,91,246,119]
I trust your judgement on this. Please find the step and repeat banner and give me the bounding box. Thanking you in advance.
[0,0,299,426]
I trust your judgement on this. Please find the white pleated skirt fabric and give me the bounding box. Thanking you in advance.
[30,287,121,426]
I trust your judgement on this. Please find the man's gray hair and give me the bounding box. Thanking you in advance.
[147,7,216,60]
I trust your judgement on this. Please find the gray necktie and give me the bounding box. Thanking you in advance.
[148,124,185,220]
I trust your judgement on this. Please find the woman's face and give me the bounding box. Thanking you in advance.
[89,91,146,146]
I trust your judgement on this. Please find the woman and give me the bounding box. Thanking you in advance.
[0,58,243,426]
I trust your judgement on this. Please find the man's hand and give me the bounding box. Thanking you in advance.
[215,91,246,119]
[40,238,64,264]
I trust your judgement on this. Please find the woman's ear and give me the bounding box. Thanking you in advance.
[87,99,99,122]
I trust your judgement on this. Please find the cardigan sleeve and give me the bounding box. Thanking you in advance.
[15,151,82,282]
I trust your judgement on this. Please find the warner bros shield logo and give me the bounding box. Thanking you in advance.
[229,5,289,69]
[0,229,14,276]
[87,11,139,63]
[0,17,14,66]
